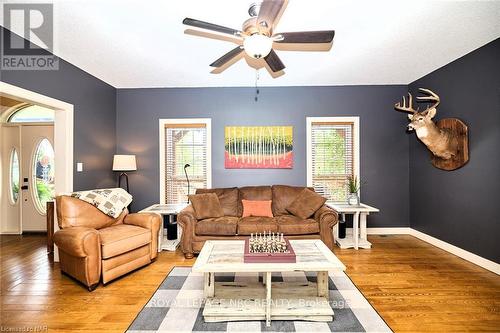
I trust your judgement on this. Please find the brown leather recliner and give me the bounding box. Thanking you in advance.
[53,195,161,291]
[178,185,338,259]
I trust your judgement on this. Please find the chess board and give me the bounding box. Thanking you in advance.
[244,237,296,263]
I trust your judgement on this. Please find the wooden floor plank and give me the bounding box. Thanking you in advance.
[0,234,499,332]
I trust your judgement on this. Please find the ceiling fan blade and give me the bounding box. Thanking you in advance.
[264,49,285,72]
[184,29,243,45]
[183,17,242,36]
[274,31,335,44]
[210,46,244,67]
[257,0,287,33]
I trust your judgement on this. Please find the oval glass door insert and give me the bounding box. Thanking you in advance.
[33,138,55,214]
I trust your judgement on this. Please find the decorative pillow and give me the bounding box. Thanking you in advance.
[242,200,274,218]
[189,193,224,219]
[196,188,239,216]
[286,188,326,219]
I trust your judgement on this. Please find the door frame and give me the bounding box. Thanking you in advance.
[0,82,74,237]
[2,122,54,232]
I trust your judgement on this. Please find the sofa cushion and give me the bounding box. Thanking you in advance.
[271,185,313,216]
[238,186,272,216]
[98,224,150,259]
[276,215,319,235]
[196,188,239,216]
[195,216,239,236]
[242,200,273,217]
[286,188,326,219]
[237,216,278,235]
[189,193,224,219]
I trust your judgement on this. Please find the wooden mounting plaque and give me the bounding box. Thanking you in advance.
[431,118,469,171]
[244,237,296,263]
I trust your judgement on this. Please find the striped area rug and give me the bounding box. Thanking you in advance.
[127,267,391,333]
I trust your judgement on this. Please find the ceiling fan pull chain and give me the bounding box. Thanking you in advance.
[255,69,260,102]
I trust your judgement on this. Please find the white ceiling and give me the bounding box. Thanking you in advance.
[2,0,500,88]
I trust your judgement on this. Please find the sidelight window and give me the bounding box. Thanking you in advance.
[9,149,20,204]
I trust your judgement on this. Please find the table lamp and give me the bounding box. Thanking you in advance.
[112,154,136,192]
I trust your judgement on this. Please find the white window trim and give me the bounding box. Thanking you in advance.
[306,116,360,201]
[159,118,212,204]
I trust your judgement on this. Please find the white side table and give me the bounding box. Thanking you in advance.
[140,203,188,252]
[327,202,379,250]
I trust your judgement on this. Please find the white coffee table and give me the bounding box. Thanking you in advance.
[192,239,346,326]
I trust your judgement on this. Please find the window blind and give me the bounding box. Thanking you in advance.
[165,124,208,204]
[310,122,354,202]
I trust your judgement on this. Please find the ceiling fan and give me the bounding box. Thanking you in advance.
[182,0,335,74]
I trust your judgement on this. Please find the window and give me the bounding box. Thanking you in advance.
[33,138,55,214]
[307,117,359,203]
[8,105,55,123]
[9,149,20,204]
[160,119,211,204]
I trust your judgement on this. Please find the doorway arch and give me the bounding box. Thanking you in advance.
[1,81,74,262]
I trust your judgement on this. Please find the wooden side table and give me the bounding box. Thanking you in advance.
[47,201,55,254]
[140,203,188,252]
[327,202,379,250]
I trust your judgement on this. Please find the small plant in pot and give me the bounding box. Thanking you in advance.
[347,175,361,205]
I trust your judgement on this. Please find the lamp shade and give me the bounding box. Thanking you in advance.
[112,155,137,171]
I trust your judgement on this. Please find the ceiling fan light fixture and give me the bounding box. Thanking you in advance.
[243,34,273,59]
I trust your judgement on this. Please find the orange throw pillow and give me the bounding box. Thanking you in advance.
[242,200,273,218]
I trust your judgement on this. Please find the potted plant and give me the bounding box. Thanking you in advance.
[347,175,361,205]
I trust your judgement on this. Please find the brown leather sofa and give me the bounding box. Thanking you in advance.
[177,185,338,259]
[53,195,161,290]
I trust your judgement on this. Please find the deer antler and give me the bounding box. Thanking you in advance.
[394,93,417,114]
[416,88,440,110]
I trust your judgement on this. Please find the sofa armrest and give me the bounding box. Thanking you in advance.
[124,213,161,259]
[177,205,198,258]
[177,205,198,228]
[53,227,100,258]
[314,205,338,228]
[314,205,338,250]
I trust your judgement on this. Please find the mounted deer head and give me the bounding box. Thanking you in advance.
[395,88,458,160]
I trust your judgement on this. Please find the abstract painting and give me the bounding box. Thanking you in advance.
[225,126,293,169]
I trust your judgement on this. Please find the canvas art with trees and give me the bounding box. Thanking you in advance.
[225,126,293,169]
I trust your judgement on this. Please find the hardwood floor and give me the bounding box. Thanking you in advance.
[1,234,499,332]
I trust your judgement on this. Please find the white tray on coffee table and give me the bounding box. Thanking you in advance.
[192,239,346,327]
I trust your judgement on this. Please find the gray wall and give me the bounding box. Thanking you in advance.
[1,27,117,190]
[116,85,410,227]
[409,38,500,262]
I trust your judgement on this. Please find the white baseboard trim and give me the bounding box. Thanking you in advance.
[366,227,412,235]
[352,227,499,275]
[409,229,500,275]
[0,231,22,235]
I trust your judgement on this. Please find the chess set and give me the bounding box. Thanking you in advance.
[243,231,296,263]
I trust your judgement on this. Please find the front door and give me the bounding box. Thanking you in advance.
[20,124,55,231]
